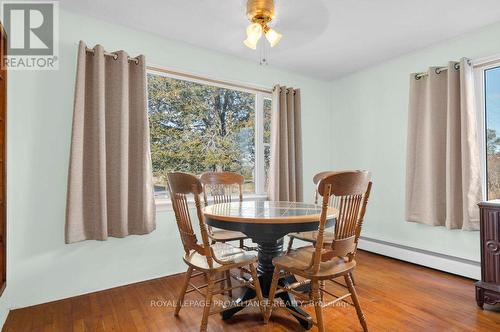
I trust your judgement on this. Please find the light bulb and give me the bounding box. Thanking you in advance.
[246,23,263,40]
[265,28,282,47]
[243,38,258,50]
[243,23,263,49]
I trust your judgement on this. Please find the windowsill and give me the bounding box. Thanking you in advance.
[155,194,269,212]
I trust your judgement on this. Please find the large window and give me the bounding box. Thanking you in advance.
[147,71,272,199]
[476,61,500,199]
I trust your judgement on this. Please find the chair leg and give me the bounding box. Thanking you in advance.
[265,266,281,323]
[249,263,266,321]
[286,236,294,253]
[225,269,233,298]
[200,272,215,332]
[239,238,244,249]
[349,271,356,286]
[175,266,193,316]
[345,273,368,332]
[311,280,324,332]
[319,280,325,302]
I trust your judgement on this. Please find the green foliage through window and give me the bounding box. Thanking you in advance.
[147,73,270,197]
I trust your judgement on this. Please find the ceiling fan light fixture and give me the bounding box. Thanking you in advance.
[244,0,282,50]
[265,28,282,47]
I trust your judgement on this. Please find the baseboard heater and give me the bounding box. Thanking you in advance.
[358,236,480,280]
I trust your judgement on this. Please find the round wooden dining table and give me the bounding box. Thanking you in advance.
[204,200,337,329]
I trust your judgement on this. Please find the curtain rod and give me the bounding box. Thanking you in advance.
[80,43,273,94]
[147,65,272,94]
[414,59,472,80]
[85,47,140,64]
[413,57,500,80]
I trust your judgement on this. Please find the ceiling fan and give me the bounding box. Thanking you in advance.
[243,0,282,50]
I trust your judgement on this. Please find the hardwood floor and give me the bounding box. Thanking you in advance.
[3,250,500,331]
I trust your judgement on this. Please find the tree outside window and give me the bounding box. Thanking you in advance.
[147,73,271,197]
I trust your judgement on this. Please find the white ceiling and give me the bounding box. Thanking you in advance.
[61,0,500,80]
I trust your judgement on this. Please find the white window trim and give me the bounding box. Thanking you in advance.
[474,58,500,200]
[254,93,273,194]
[147,68,272,206]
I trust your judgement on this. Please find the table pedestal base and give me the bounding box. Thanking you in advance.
[220,239,313,330]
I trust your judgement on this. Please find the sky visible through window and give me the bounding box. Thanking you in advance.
[485,66,500,199]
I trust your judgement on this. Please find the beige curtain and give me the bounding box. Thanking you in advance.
[269,85,303,202]
[406,58,482,230]
[65,41,156,243]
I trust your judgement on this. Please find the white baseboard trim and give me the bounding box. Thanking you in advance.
[358,236,481,280]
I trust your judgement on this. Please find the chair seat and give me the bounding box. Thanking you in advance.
[289,230,334,243]
[273,246,356,279]
[209,228,247,242]
[184,242,257,271]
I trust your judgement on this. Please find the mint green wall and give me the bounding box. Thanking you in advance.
[329,22,500,262]
[2,7,499,327]
[1,9,332,323]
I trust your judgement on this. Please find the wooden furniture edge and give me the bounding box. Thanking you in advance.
[203,207,338,224]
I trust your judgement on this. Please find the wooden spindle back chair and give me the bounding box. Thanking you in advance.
[267,171,372,332]
[200,171,244,204]
[168,172,213,266]
[313,171,372,268]
[199,172,249,249]
[167,172,265,331]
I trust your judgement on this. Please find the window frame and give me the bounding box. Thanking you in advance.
[474,57,500,200]
[254,93,273,195]
[146,68,272,208]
